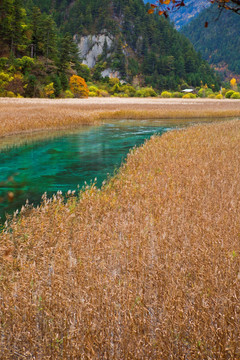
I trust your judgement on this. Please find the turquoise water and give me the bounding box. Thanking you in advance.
[0,119,206,222]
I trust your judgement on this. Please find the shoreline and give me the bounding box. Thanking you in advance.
[0,97,240,138]
[1,119,240,358]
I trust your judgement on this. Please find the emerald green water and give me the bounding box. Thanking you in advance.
[0,119,209,223]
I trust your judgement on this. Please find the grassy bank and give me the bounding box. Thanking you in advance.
[1,119,240,359]
[1,97,240,137]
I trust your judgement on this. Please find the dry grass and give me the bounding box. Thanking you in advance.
[0,119,240,359]
[1,97,240,137]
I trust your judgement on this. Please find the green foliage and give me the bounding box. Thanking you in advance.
[225,90,235,99]
[43,82,55,98]
[77,64,91,82]
[0,0,221,97]
[135,87,157,97]
[182,4,240,76]
[63,89,74,98]
[161,91,172,98]
[172,92,183,98]
[120,84,136,97]
[198,87,213,98]
[215,94,223,99]
[0,57,8,70]
[51,75,62,97]
[207,93,216,99]
[182,93,197,98]
[15,56,35,74]
[230,92,240,99]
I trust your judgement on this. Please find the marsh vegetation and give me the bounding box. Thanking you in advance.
[0,119,239,359]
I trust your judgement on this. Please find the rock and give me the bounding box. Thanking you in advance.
[74,33,113,68]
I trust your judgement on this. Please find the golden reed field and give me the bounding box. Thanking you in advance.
[0,109,240,358]
[1,97,240,137]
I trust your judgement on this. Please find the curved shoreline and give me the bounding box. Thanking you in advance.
[1,119,240,358]
[0,97,240,138]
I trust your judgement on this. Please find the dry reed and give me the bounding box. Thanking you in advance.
[1,97,240,137]
[0,119,240,359]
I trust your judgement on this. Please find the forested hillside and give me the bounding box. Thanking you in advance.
[181,4,240,77]
[0,0,220,98]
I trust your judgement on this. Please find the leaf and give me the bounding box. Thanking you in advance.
[8,192,14,202]
[148,8,155,14]
[158,10,164,15]
[163,0,171,4]
[204,21,208,28]
[150,3,157,8]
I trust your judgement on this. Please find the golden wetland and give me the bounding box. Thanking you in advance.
[0,98,240,358]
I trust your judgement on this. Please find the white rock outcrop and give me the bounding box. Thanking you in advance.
[101,68,120,79]
[74,33,113,68]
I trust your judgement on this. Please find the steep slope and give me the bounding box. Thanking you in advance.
[181,4,240,78]
[29,0,220,90]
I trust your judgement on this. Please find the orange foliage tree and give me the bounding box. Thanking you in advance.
[69,75,89,98]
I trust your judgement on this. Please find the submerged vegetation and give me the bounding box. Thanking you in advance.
[0,119,240,358]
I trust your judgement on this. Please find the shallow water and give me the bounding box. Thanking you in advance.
[0,119,215,222]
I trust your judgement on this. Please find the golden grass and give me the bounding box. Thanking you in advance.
[1,97,240,137]
[0,119,240,359]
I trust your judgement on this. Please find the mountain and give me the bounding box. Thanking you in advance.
[0,0,220,98]
[181,4,240,79]
[144,0,211,29]
[29,0,219,89]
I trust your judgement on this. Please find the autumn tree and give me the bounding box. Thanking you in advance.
[69,75,89,98]
[148,0,240,21]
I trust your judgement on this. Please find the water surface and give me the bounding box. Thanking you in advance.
[0,119,214,222]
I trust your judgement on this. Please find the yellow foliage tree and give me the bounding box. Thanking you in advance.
[69,75,89,98]
[44,82,55,98]
[230,77,237,90]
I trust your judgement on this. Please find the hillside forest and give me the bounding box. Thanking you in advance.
[0,0,221,98]
[182,4,240,79]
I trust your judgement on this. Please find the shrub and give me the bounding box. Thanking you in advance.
[230,92,240,99]
[225,90,235,99]
[215,94,223,99]
[6,91,15,97]
[0,57,8,70]
[69,75,89,98]
[207,93,216,99]
[5,74,25,96]
[198,88,213,98]
[182,93,197,98]
[221,88,227,96]
[172,92,183,98]
[64,90,74,98]
[0,71,13,84]
[110,83,120,94]
[109,77,120,86]
[43,82,55,98]
[135,87,157,97]
[119,85,136,97]
[99,89,109,97]
[88,86,100,96]
[161,91,172,98]
[89,91,97,97]
[15,56,35,74]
